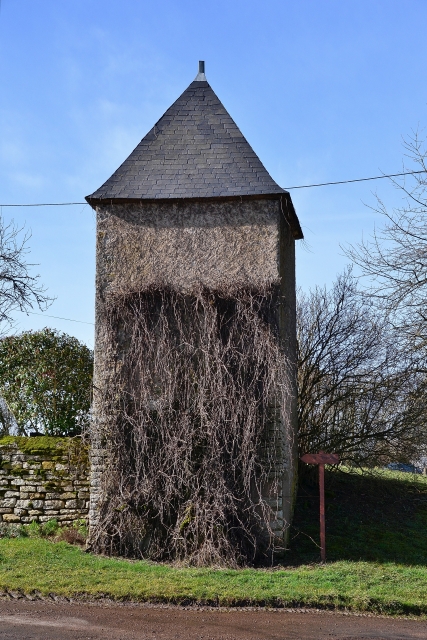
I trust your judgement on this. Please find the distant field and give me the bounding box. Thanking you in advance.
[1,468,427,615]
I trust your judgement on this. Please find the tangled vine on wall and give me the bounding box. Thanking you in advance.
[90,285,293,566]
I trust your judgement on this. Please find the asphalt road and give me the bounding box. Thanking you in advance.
[1,600,427,639]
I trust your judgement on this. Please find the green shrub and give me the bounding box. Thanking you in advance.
[0,328,93,436]
[25,521,41,538]
[41,519,59,537]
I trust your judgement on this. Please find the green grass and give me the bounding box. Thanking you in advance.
[289,467,427,565]
[1,468,427,615]
[1,538,427,615]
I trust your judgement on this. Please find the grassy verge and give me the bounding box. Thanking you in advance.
[1,468,427,615]
[1,537,427,615]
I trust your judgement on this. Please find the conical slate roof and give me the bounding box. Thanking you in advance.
[86,66,302,238]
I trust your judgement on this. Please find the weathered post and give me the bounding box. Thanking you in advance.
[300,451,340,562]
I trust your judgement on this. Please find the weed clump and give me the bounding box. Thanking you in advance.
[0,518,87,546]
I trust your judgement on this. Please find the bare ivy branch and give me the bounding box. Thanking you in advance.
[90,284,294,567]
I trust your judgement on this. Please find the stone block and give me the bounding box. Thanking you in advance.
[60,492,76,500]
[29,492,45,499]
[31,500,44,509]
[42,461,55,470]
[63,515,85,522]
[28,510,42,516]
[271,510,285,522]
[0,497,17,508]
[64,500,78,509]
[14,508,27,516]
[15,500,31,509]
[2,514,20,523]
[44,500,64,509]
[90,465,105,473]
[55,464,68,471]
[4,491,19,498]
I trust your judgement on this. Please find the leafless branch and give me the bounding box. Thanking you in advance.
[90,284,294,567]
[0,215,53,333]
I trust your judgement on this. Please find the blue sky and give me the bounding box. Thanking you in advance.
[1,0,427,347]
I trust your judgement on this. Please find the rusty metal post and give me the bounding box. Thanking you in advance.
[319,462,326,563]
[300,451,340,564]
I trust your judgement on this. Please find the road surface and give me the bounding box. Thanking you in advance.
[1,599,427,639]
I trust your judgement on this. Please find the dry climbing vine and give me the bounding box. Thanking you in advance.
[90,285,293,566]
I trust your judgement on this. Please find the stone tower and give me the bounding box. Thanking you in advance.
[86,62,303,564]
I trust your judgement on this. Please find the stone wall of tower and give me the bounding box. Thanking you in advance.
[89,196,298,555]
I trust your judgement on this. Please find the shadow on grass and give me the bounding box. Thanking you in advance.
[286,468,427,566]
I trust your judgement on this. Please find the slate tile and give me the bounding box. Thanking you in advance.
[87,79,284,202]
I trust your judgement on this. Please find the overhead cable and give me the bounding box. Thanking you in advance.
[0,170,426,207]
[23,310,94,325]
[283,170,426,190]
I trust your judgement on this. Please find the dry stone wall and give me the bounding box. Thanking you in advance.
[0,437,89,525]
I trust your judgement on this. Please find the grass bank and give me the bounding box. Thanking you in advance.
[289,467,427,565]
[1,468,427,615]
[1,538,427,615]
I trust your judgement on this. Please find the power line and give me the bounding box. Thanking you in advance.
[5,167,425,327]
[23,311,94,325]
[0,170,425,207]
[1,202,87,207]
[283,170,426,190]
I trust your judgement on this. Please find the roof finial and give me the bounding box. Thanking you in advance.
[195,60,207,81]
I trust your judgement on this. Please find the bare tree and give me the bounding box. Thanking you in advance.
[344,130,427,346]
[297,268,425,467]
[0,215,52,333]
